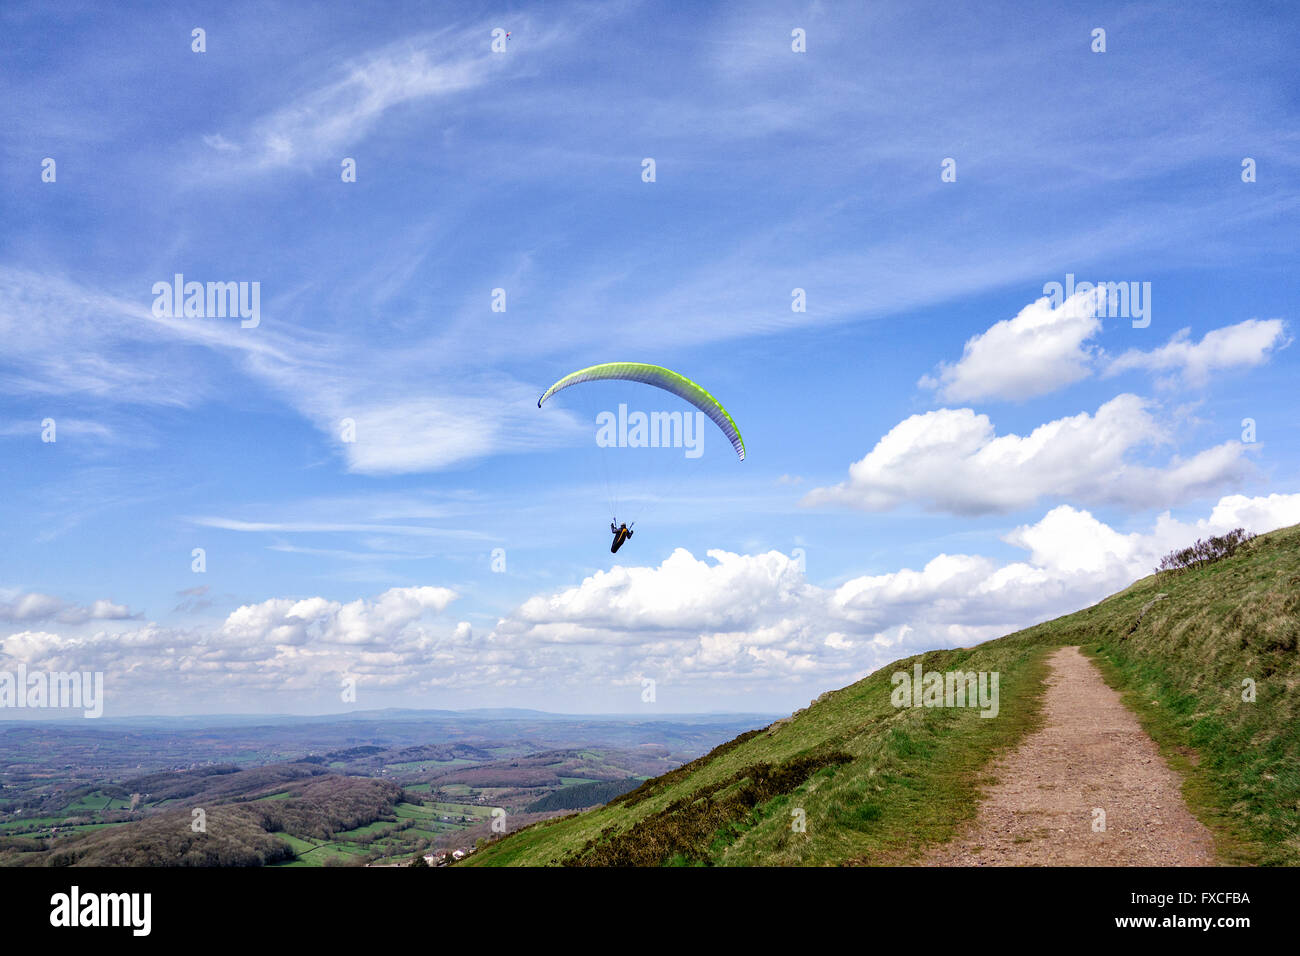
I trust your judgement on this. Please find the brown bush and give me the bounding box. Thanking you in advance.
[1156,528,1255,576]
[565,750,852,866]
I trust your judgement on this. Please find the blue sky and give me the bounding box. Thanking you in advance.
[1,0,1297,717]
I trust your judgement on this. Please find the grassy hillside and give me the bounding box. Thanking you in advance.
[465,523,1300,866]
[1087,527,1300,865]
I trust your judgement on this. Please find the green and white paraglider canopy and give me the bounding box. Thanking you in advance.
[537,362,745,461]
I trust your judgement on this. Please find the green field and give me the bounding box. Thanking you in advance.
[64,791,132,812]
[265,799,492,867]
[388,758,479,771]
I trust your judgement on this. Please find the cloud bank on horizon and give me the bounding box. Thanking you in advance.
[6,492,1300,716]
[0,1,1295,715]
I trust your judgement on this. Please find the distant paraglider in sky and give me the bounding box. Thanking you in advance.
[538,362,745,552]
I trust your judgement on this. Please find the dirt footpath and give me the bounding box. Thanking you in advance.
[922,645,1216,866]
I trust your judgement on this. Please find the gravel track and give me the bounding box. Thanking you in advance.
[922,645,1216,866]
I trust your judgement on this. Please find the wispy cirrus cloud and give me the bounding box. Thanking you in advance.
[190,17,579,178]
[0,266,307,407]
[190,515,493,541]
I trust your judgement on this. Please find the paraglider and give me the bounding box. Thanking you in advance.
[610,521,634,553]
[538,362,745,552]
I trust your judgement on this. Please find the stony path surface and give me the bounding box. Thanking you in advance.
[922,645,1217,866]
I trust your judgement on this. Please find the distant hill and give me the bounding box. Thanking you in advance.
[465,523,1300,867]
[0,714,764,866]
[33,708,781,728]
[7,774,405,866]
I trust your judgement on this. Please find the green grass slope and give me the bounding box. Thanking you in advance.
[465,523,1300,866]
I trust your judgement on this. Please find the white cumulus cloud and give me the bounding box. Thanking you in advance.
[919,289,1103,402]
[1105,318,1289,386]
[484,492,1300,695]
[6,494,1299,713]
[0,592,134,625]
[801,394,1251,515]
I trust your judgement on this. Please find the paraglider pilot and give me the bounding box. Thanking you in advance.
[610,521,633,553]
